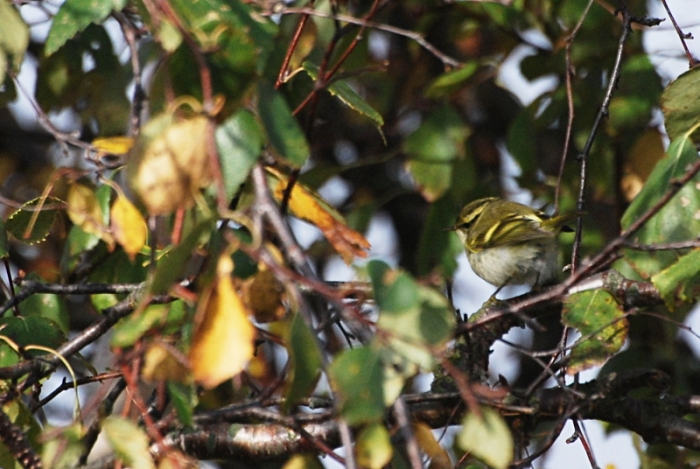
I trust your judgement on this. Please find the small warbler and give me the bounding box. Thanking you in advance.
[448,197,577,290]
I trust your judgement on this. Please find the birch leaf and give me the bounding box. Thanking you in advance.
[111,194,147,261]
[189,255,255,389]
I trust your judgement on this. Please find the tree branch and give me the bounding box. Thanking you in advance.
[128,370,699,463]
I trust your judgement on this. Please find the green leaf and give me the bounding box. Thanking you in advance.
[111,302,187,348]
[167,382,197,427]
[618,134,700,279]
[329,346,385,425]
[562,289,628,374]
[168,0,275,73]
[216,110,263,200]
[377,286,455,371]
[89,246,148,286]
[102,416,155,469]
[283,312,322,413]
[662,67,700,144]
[153,19,182,52]
[6,197,61,244]
[258,80,310,168]
[0,1,29,84]
[369,260,456,371]
[303,62,384,131]
[60,223,101,274]
[45,0,127,56]
[356,423,393,469]
[404,105,470,201]
[38,25,131,135]
[425,62,479,98]
[651,249,700,311]
[0,342,19,368]
[368,260,419,313]
[0,316,67,353]
[149,0,276,114]
[0,219,9,258]
[457,407,513,469]
[41,424,85,469]
[149,219,215,295]
[20,291,70,334]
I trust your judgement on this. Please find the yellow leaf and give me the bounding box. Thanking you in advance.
[287,21,317,73]
[283,454,324,469]
[158,451,198,469]
[414,422,452,469]
[129,114,212,215]
[356,423,393,469]
[92,136,134,155]
[142,343,188,382]
[102,417,155,469]
[189,256,255,389]
[67,183,114,248]
[267,168,370,264]
[111,194,147,261]
[621,130,665,202]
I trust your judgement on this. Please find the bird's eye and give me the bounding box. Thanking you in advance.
[458,221,471,230]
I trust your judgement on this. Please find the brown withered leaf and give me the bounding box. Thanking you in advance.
[267,167,370,264]
[242,268,287,323]
[142,342,188,383]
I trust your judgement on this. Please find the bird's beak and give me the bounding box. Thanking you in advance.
[444,225,458,232]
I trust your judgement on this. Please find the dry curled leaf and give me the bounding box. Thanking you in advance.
[267,168,370,264]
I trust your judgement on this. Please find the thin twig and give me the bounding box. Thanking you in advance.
[571,8,634,272]
[511,415,570,468]
[267,6,462,68]
[572,419,599,469]
[0,281,141,316]
[338,420,356,469]
[78,379,127,465]
[31,371,123,412]
[114,11,146,137]
[9,70,91,157]
[275,1,315,88]
[555,0,595,212]
[0,288,172,384]
[659,0,698,68]
[622,239,700,251]
[394,397,423,469]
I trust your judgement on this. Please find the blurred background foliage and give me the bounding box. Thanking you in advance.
[0,0,665,279]
[1,0,700,466]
